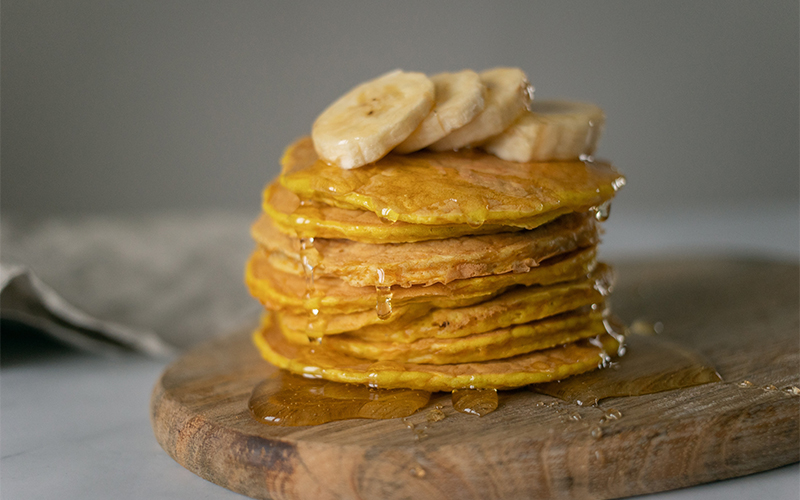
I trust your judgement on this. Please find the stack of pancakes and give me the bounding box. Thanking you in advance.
[246,137,626,392]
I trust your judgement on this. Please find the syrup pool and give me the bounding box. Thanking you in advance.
[249,334,723,426]
[249,371,430,426]
[531,334,722,406]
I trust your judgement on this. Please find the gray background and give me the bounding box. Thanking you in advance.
[2,4,799,499]
[2,0,798,216]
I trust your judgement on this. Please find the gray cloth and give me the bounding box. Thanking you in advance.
[1,212,262,356]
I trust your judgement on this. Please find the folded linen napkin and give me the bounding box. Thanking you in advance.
[1,212,261,357]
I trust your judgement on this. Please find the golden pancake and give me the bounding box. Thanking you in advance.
[306,308,608,365]
[280,136,624,227]
[245,246,598,315]
[263,182,567,244]
[277,264,611,338]
[277,301,435,336]
[252,211,600,288]
[253,313,623,392]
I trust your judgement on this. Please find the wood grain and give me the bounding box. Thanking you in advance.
[151,258,800,500]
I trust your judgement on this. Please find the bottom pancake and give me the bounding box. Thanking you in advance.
[253,313,624,392]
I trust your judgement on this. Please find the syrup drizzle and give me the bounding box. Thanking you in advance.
[295,216,329,335]
[375,268,393,320]
[299,237,316,292]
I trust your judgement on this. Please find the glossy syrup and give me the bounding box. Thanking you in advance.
[375,286,393,320]
[249,332,723,426]
[249,326,723,426]
[451,388,499,416]
[249,371,431,426]
[593,201,612,222]
[531,334,722,406]
[297,220,327,334]
[375,268,393,320]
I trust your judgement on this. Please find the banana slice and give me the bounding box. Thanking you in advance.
[312,70,435,169]
[429,67,532,151]
[483,100,605,162]
[393,70,486,154]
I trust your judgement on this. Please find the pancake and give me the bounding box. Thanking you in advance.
[277,264,612,338]
[263,182,567,244]
[304,308,608,365]
[280,136,624,227]
[246,246,598,315]
[277,301,435,337]
[253,313,623,392]
[252,210,600,288]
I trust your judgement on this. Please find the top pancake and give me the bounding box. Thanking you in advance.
[279,136,625,228]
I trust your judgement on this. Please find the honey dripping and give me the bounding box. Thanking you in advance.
[249,371,431,426]
[531,334,722,406]
[593,201,612,222]
[297,235,327,334]
[375,268,393,320]
[299,236,316,292]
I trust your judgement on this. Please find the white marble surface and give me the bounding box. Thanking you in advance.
[1,202,798,499]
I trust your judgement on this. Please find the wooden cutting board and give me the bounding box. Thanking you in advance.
[150,258,799,500]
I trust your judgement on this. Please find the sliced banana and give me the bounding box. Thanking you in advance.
[311,70,434,169]
[393,70,486,154]
[483,100,605,162]
[429,67,532,151]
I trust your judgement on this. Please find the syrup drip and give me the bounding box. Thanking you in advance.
[249,372,431,426]
[531,334,722,406]
[307,308,327,336]
[299,237,316,292]
[602,318,626,356]
[297,236,328,334]
[592,273,614,297]
[375,287,393,320]
[464,210,487,229]
[374,268,394,320]
[451,388,499,416]
[588,336,613,369]
[593,201,612,222]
